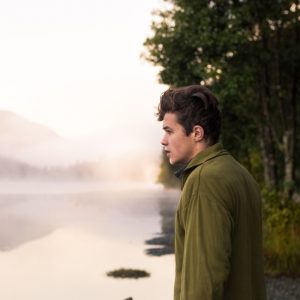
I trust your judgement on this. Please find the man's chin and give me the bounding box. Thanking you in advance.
[169,158,177,165]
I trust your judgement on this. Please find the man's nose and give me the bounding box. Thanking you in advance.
[161,134,167,146]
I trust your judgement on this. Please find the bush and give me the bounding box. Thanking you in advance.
[262,189,300,276]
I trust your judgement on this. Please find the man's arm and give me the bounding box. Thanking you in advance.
[179,180,233,300]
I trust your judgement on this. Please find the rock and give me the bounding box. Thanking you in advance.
[106,268,150,279]
[266,276,300,300]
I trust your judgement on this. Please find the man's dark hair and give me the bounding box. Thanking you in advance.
[157,85,221,144]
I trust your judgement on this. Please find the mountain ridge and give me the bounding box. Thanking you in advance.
[0,110,76,166]
[0,110,64,147]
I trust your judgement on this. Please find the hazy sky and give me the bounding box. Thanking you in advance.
[0,0,167,144]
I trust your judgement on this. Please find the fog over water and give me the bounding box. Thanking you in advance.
[0,182,179,300]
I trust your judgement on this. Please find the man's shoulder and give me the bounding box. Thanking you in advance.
[190,153,256,188]
[182,154,231,192]
[193,152,237,176]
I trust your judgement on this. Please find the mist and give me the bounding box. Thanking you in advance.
[0,110,163,184]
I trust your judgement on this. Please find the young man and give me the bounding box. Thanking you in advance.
[158,85,266,300]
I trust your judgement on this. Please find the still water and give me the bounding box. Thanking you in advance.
[0,182,179,300]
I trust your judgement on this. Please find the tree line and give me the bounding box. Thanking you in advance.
[0,155,103,180]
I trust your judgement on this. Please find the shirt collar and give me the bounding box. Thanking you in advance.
[185,143,227,171]
[174,164,187,180]
[180,143,228,188]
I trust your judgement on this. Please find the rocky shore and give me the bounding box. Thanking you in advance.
[266,276,300,300]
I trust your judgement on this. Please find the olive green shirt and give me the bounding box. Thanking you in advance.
[174,143,266,300]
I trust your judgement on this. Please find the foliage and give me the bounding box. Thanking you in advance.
[262,189,300,276]
[144,0,300,195]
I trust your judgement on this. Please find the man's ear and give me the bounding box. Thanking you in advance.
[193,125,205,142]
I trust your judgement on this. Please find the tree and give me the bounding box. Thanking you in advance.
[143,0,300,197]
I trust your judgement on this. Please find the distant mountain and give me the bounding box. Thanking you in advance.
[0,110,63,149]
[0,110,75,166]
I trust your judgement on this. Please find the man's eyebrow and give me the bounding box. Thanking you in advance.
[163,125,172,131]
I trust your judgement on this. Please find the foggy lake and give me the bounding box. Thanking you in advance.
[0,181,179,300]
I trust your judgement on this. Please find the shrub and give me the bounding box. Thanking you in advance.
[262,189,300,276]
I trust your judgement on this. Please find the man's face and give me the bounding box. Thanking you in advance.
[161,112,196,165]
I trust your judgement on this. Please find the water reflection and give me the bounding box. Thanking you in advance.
[0,184,178,300]
[0,214,54,251]
[145,192,178,256]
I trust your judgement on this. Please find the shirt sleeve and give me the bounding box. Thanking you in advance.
[178,178,233,300]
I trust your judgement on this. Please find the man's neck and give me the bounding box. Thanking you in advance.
[190,140,210,161]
